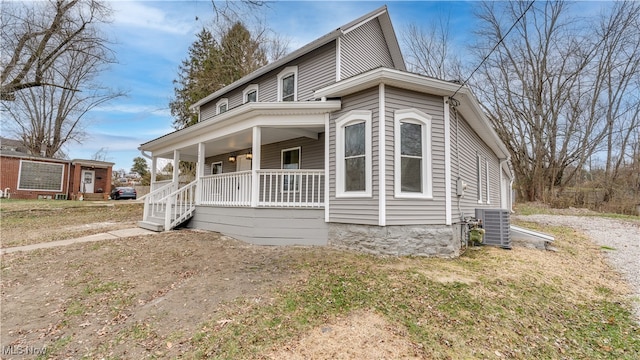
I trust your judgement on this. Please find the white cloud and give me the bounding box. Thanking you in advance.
[110,1,194,35]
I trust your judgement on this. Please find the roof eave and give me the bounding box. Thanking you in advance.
[189,29,342,111]
[141,101,342,151]
[315,68,509,159]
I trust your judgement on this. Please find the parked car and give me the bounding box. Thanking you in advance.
[110,187,137,200]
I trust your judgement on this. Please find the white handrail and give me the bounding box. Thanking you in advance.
[142,181,177,220]
[200,171,252,206]
[257,169,324,208]
[161,180,197,230]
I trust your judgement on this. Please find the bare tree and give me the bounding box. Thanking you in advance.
[1,0,112,101]
[402,15,463,80]
[470,1,640,202]
[1,0,122,158]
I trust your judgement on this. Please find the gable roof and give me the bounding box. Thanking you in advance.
[189,5,405,111]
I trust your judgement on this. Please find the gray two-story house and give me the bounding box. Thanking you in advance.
[138,6,513,257]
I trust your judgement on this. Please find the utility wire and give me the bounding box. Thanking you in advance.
[451,0,536,99]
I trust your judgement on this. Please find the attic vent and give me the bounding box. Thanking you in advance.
[475,208,511,249]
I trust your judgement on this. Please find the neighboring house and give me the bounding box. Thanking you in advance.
[138,6,513,257]
[0,137,114,200]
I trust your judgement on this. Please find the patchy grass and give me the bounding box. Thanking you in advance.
[0,199,143,248]
[188,226,640,359]
[2,201,639,358]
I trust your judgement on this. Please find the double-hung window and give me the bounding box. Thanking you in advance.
[336,110,372,197]
[394,109,432,198]
[477,154,483,204]
[277,66,298,102]
[243,84,258,103]
[216,98,228,114]
[281,147,300,192]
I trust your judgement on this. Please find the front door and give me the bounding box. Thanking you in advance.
[236,154,252,171]
[81,170,95,193]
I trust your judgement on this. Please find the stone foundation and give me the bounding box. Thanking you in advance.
[328,223,460,258]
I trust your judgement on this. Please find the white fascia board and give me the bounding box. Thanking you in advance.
[141,101,341,152]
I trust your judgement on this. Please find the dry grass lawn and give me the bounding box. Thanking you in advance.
[1,199,639,359]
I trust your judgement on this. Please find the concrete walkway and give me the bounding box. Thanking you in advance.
[1,228,157,255]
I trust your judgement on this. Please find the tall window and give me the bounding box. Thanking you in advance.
[485,159,491,204]
[282,74,295,101]
[477,154,483,204]
[281,147,300,191]
[394,109,432,198]
[336,110,372,197]
[277,66,298,102]
[344,123,366,191]
[243,84,258,103]
[216,98,228,114]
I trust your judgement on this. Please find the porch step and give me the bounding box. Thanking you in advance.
[138,220,164,232]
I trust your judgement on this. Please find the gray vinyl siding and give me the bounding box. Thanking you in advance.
[190,206,327,245]
[298,42,336,100]
[261,134,325,169]
[384,87,446,225]
[198,42,336,122]
[450,111,502,221]
[341,18,394,79]
[204,135,324,172]
[329,87,380,225]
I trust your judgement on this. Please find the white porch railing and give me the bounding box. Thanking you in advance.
[200,170,252,206]
[143,181,177,220]
[161,180,197,230]
[199,169,324,208]
[257,169,324,208]
[150,180,173,192]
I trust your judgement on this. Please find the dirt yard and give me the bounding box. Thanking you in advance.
[1,201,639,359]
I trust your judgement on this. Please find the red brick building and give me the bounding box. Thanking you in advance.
[0,139,114,200]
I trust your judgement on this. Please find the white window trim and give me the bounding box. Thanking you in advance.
[243,84,259,103]
[477,154,483,204]
[211,161,223,175]
[281,146,301,193]
[394,109,433,199]
[17,160,64,192]
[216,98,228,114]
[485,159,491,204]
[336,110,372,198]
[277,66,298,102]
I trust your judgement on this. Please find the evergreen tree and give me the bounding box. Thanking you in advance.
[170,22,269,129]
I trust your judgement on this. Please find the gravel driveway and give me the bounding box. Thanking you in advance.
[515,215,640,322]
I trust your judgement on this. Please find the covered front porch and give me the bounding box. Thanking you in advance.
[138,101,338,240]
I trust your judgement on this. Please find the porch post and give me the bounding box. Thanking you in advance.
[150,156,157,186]
[173,150,180,186]
[251,126,261,207]
[196,142,205,205]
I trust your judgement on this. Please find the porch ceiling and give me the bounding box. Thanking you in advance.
[154,125,324,162]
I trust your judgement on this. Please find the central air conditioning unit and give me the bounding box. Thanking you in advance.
[475,208,511,249]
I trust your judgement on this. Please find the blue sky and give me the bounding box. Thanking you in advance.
[63,0,482,172]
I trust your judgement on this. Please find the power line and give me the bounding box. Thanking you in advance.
[451,0,536,99]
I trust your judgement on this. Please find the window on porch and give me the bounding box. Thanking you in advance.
[282,147,300,192]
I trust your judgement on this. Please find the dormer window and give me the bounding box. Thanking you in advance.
[277,66,298,102]
[216,98,228,114]
[243,84,259,103]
